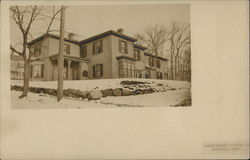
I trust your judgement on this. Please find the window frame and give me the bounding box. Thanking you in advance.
[93,64,103,78]
[64,43,70,55]
[119,40,128,54]
[80,45,87,58]
[156,59,161,68]
[31,64,44,78]
[134,49,140,60]
[93,40,103,55]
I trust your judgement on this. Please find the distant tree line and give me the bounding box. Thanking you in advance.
[134,21,191,81]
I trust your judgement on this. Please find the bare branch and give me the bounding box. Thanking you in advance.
[10,45,23,56]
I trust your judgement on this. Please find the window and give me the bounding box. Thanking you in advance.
[152,58,155,66]
[93,40,103,55]
[128,63,132,77]
[31,64,44,78]
[157,72,163,79]
[149,57,152,66]
[156,59,161,68]
[17,63,24,68]
[123,62,128,76]
[118,60,136,78]
[134,49,140,60]
[119,40,128,54]
[80,45,87,58]
[131,64,135,77]
[149,57,155,67]
[93,64,103,78]
[64,44,70,55]
[118,61,123,77]
[34,45,42,57]
[164,73,168,80]
[82,71,88,77]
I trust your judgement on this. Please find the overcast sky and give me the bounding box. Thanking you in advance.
[10,4,190,45]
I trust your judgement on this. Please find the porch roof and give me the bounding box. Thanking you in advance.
[116,55,136,61]
[49,54,88,63]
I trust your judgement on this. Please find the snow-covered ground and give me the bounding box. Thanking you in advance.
[11,78,189,91]
[11,79,191,109]
[11,91,115,109]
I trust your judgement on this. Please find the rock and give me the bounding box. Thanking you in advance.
[120,80,148,85]
[170,87,176,91]
[133,89,144,95]
[73,89,83,98]
[80,91,89,99]
[88,90,103,100]
[101,89,113,97]
[37,88,45,94]
[143,88,154,94]
[12,85,23,91]
[113,88,122,96]
[122,88,132,96]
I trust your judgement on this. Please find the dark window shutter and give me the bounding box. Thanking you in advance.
[80,46,83,57]
[119,40,121,52]
[93,65,96,77]
[125,42,128,53]
[100,64,103,77]
[65,44,70,55]
[81,45,87,57]
[100,40,103,53]
[93,43,95,55]
[68,45,70,54]
[41,64,44,78]
[84,46,87,57]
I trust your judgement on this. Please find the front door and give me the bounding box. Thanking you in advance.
[71,62,79,80]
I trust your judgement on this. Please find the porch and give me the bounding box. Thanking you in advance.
[50,54,89,80]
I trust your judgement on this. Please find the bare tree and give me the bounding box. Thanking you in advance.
[10,6,61,98]
[168,21,190,80]
[134,25,170,57]
[135,22,190,81]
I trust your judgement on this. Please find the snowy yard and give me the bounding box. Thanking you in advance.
[11,79,191,109]
[11,78,189,91]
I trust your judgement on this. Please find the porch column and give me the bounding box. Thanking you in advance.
[67,59,72,80]
[79,61,84,80]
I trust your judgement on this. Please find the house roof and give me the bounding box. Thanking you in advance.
[27,33,80,46]
[28,30,138,46]
[134,43,147,50]
[144,52,169,61]
[79,30,137,44]
[116,55,136,61]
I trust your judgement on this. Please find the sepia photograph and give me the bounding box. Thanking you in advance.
[10,4,191,109]
[1,0,249,159]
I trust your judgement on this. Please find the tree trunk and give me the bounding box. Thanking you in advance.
[21,60,30,98]
[170,53,174,80]
[174,58,177,80]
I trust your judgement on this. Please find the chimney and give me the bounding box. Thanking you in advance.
[68,33,75,40]
[117,28,124,34]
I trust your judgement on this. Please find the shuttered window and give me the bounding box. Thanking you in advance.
[93,64,103,78]
[93,40,103,55]
[156,59,161,68]
[64,44,70,55]
[80,45,87,58]
[134,49,140,60]
[119,40,128,54]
